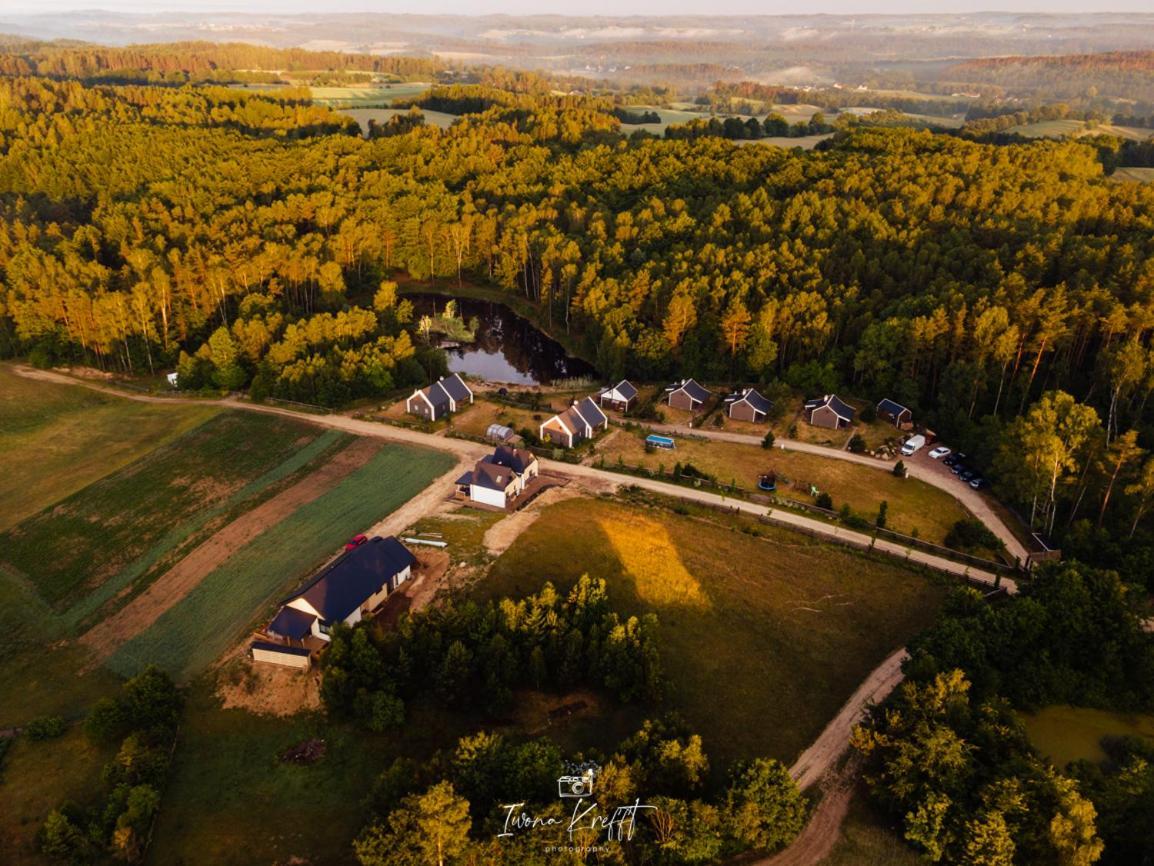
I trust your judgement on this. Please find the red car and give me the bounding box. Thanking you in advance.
[344,534,368,551]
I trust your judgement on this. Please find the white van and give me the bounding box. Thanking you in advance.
[900,434,926,457]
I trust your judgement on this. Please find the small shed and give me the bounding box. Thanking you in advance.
[486,423,515,443]
[876,398,913,429]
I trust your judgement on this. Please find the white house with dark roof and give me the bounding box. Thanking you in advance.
[725,387,773,423]
[665,378,711,412]
[804,394,855,430]
[405,373,474,421]
[456,445,539,508]
[598,380,639,412]
[539,397,609,448]
[268,536,416,643]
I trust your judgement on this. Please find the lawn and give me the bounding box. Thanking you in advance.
[479,497,947,767]
[106,443,455,680]
[149,687,478,866]
[1,411,329,608]
[449,398,547,439]
[340,107,458,135]
[0,727,113,866]
[0,364,218,532]
[1114,166,1154,183]
[594,430,970,543]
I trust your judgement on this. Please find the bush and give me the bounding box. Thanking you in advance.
[876,501,888,529]
[893,460,907,478]
[762,431,775,449]
[944,518,1001,552]
[859,403,877,423]
[25,716,67,741]
[815,492,833,510]
[847,433,866,454]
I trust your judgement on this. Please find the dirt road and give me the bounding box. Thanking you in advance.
[78,437,382,662]
[13,367,1016,592]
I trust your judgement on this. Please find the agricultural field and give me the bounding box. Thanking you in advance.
[341,106,459,135]
[1009,119,1154,141]
[1114,166,1154,183]
[592,429,970,543]
[479,497,947,767]
[0,365,218,532]
[306,82,431,106]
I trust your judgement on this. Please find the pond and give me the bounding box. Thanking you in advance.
[405,293,597,386]
[1019,705,1154,766]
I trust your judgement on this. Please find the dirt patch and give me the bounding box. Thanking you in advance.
[217,661,322,717]
[375,549,451,627]
[482,482,584,557]
[78,437,383,665]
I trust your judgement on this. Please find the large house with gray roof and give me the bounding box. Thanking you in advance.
[725,387,773,423]
[267,536,415,643]
[456,444,540,508]
[804,394,856,430]
[665,378,711,412]
[539,397,608,448]
[406,373,474,421]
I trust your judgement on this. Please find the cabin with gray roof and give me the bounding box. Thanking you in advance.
[665,378,711,412]
[804,394,855,430]
[725,387,773,423]
[598,380,639,412]
[406,373,473,421]
[456,444,540,508]
[539,397,609,448]
[876,398,913,429]
[269,536,415,642]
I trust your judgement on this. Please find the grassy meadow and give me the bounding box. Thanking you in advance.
[0,365,218,532]
[479,497,947,767]
[1019,705,1154,767]
[593,429,970,543]
[821,790,924,866]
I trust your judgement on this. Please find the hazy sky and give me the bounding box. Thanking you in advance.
[4,0,1151,14]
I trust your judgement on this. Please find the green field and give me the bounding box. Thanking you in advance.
[1020,705,1154,767]
[1,412,330,609]
[0,365,218,532]
[107,443,454,679]
[479,497,946,766]
[307,82,431,107]
[595,430,971,544]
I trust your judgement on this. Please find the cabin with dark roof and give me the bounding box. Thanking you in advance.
[539,397,609,448]
[405,373,474,421]
[665,379,711,412]
[598,380,639,412]
[876,398,913,429]
[725,387,773,423]
[804,394,855,430]
[274,536,416,642]
[456,445,540,508]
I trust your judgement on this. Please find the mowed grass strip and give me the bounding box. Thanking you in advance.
[481,498,946,765]
[596,430,970,543]
[106,444,455,680]
[0,365,217,532]
[1,411,323,607]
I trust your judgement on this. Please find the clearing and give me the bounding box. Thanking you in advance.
[1019,705,1154,766]
[593,429,970,544]
[479,497,947,766]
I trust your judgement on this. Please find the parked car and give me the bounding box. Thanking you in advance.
[344,533,368,551]
[950,462,966,475]
[970,477,990,490]
[929,446,951,460]
[942,454,958,467]
[960,470,975,482]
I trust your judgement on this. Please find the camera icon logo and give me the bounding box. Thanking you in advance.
[557,769,595,799]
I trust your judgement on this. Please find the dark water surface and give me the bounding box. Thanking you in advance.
[406,294,597,385]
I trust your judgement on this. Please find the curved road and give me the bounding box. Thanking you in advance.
[12,367,1016,594]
